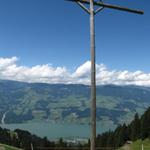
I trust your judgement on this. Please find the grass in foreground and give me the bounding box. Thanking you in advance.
[130,139,150,150]
[118,139,150,150]
[0,144,22,150]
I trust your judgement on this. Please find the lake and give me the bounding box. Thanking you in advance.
[0,122,116,140]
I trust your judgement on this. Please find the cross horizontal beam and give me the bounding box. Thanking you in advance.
[66,0,144,15]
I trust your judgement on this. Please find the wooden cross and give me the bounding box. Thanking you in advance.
[66,1,144,150]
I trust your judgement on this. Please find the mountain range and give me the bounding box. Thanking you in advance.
[0,80,150,126]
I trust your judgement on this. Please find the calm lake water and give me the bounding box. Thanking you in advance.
[0,122,116,140]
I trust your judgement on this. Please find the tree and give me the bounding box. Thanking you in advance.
[141,108,150,139]
[131,113,141,141]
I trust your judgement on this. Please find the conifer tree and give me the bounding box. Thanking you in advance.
[141,108,150,139]
[131,113,141,141]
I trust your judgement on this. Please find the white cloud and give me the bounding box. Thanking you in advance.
[1,56,150,86]
[72,61,91,78]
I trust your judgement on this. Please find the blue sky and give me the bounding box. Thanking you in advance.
[0,0,150,86]
[0,0,149,71]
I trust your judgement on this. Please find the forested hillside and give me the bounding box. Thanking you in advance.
[96,107,150,148]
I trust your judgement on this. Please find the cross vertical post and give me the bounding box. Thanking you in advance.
[90,1,96,150]
[65,1,143,150]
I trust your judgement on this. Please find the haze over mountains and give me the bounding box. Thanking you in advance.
[0,80,150,126]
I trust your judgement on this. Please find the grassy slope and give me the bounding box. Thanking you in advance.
[0,144,22,150]
[119,139,150,150]
[130,139,150,150]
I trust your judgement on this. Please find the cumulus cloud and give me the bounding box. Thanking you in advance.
[1,56,150,86]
